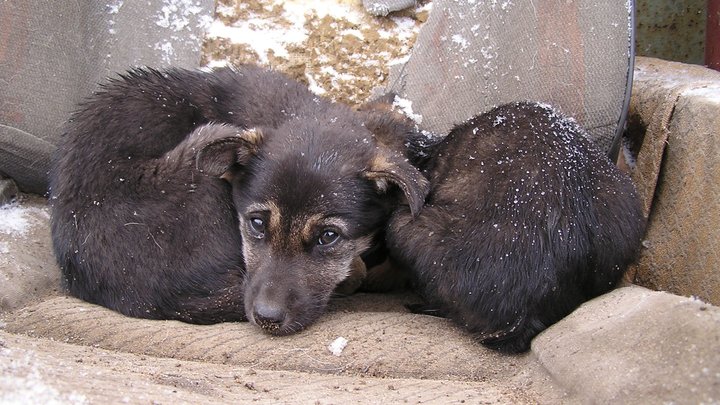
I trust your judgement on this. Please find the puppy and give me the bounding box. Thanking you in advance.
[200,113,428,334]
[50,65,429,332]
[386,101,646,353]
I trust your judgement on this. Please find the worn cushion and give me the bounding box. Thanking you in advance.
[625,57,720,306]
[385,0,634,158]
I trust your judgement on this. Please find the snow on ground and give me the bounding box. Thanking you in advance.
[327,336,349,356]
[0,203,49,238]
[202,0,431,104]
[0,202,50,255]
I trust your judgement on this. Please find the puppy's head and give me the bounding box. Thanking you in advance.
[197,117,429,335]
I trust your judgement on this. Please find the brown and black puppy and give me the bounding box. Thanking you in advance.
[199,114,428,334]
[50,65,428,331]
[386,101,646,353]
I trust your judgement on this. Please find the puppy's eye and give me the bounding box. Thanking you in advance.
[248,217,265,238]
[317,229,340,246]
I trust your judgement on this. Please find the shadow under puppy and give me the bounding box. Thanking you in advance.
[50,65,428,334]
[387,101,646,353]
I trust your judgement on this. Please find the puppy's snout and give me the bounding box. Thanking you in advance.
[252,301,286,332]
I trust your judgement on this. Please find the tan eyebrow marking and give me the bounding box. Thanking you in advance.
[245,201,282,234]
[300,215,350,243]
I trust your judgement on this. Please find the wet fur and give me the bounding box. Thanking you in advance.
[50,65,428,330]
[386,102,646,353]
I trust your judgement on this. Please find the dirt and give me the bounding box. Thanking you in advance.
[201,0,430,105]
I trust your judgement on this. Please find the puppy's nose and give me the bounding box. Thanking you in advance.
[253,302,286,332]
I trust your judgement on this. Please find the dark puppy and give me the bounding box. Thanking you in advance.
[386,102,646,353]
[50,65,428,331]
[200,116,428,334]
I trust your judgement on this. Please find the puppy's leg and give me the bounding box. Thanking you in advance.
[360,258,412,292]
[172,284,247,323]
[334,256,367,296]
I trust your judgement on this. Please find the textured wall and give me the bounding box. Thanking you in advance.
[636,0,707,64]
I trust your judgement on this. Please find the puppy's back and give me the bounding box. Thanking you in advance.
[388,102,645,353]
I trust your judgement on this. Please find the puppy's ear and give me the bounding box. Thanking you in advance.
[195,127,264,177]
[363,151,430,217]
[358,93,414,153]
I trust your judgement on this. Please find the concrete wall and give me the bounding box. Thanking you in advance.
[635,0,707,65]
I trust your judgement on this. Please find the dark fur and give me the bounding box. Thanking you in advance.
[205,111,429,335]
[50,65,428,330]
[386,102,646,353]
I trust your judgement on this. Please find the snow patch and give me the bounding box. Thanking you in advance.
[305,73,327,95]
[156,0,205,31]
[206,0,366,64]
[451,34,469,51]
[388,54,411,66]
[154,42,176,63]
[150,0,212,63]
[328,336,348,356]
[390,16,419,41]
[106,0,124,35]
[392,96,423,125]
[283,0,363,24]
[215,3,236,17]
[207,18,305,63]
[0,203,48,237]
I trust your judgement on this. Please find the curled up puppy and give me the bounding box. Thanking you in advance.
[386,101,646,353]
[50,65,429,333]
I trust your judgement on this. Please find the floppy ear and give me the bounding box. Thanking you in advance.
[363,151,430,217]
[195,127,264,177]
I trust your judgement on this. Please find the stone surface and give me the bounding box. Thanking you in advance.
[0,330,530,405]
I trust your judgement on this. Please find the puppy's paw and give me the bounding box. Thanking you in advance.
[405,303,449,318]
